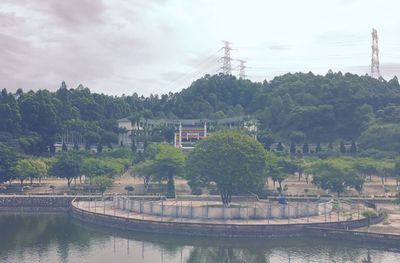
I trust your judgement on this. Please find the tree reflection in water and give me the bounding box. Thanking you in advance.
[0,214,398,263]
[186,247,266,263]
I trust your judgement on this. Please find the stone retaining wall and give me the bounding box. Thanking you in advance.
[0,195,74,212]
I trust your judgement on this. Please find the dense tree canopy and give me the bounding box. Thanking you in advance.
[0,143,19,183]
[132,143,185,197]
[13,158,47,188]
[309,160,364,196]
[0,72,400,155]
[49,152,81,189]
[187,131,268,206]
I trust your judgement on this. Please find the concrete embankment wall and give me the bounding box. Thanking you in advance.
[305,220,400,247]
[70,202,379,238]
[0,195,75,212]
[0,195,393,244]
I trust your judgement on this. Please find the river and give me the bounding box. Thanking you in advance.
[0,213,399,263]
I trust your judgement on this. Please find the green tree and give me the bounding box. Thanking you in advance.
[73,143,79,151]
[340,141,346,153]
[358,123,400,153]
[18,133,43,155]
[257,130,275,150]
[289,131,305,144]
[0,143,19,183]
[310,161,364,196]
[377,161,395,188]
[187,131,267,206]
[315,142,322,153]
[91,175,113,195]
[290,142,296,154]
[49,152,81,190]
[101,131,118,148]
[19,90,59,151]
[302,143,309,154]
[350,141,357,153]
[0,94,21,133]
[13,159,32,190]
[81,158,117,183]
[13,158,47,189]
[269,164,287,193]
[133,160,154,192]
[270,157,298,192]
[353,158,378,181]
[97,143,103,153]
[394,158,400,190]
[276,142,284,152]
[328,143,333,150]
[151,144,185,198]
[361,209,378,232]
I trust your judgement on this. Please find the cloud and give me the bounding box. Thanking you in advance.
[43,0,105,26]
[1,0,400,95]
[3,0,106,27]
[0,0,181,95]
[268,44,290,51]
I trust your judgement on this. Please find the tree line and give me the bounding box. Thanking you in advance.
[133,131,400,206]
[1,72,400,156]
[0,145,132,194]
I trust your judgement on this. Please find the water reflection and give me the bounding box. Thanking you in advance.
[0,213,398,263]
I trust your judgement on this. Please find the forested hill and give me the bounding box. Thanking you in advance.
[1,72,400,154]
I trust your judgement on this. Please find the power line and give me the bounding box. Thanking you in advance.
[164,52,219,90]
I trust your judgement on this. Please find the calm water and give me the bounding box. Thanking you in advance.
[0,214,399,263]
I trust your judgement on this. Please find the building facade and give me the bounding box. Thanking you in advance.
[117,115,255,150]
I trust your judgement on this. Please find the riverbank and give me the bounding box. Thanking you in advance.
[70,199,385,238]
[1,213,398,263]
[0,194,398,246]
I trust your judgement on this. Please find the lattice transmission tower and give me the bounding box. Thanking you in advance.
[371,28,381,78]
[220,41,232,75]
[238,59,246,79]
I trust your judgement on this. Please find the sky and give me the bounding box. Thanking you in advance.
[1,0,400,96]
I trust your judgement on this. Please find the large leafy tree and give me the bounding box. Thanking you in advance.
[49,152,81,190]
[0,89,21,133]
[133,143,185,196]
[81,158,117,183]
[270,157,299,193]
[150,144,185,198]
[91,176,113,195]
[19,90,60,150]
[310,161,364,197]
[13,158,47,189]
[358,123,400,153]
[133,160,154,192]
[0,143,19,183]
[353,158,379,181]
[187,131,267,206]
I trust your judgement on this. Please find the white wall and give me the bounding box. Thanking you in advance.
[116,198,334,220]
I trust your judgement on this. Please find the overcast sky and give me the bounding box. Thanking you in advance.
[2,0,400,96]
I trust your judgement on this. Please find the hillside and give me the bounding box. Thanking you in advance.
[1,72,400,154]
